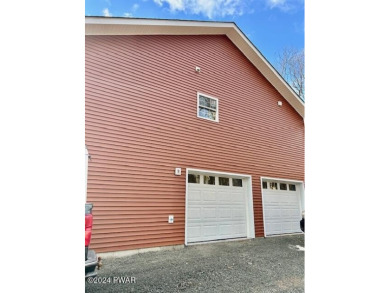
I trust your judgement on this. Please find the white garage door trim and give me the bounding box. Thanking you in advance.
[185,168,255,245]
[261,176,305,237]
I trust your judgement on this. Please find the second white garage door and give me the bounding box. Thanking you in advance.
[262,180,303,236]
[186,173,248,243]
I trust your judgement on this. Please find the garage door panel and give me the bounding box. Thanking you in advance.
[219,224,235,235]
[265,208,281,218]
[221,224,245,235]
[203,225,218,236]
[280,222,300,233]
[203,207,217,219]
[231,191,245,200]
[187,226,201,239]
[264,195,282,204]
[187,207,201,220]
[232,208,246,219]
[188,190,201,203]
[216,191,231,202]
[280,208,298,217]
[218,207,232,219]
[266,222,282,234]
[235,223,247,236]
[203,191,217,202]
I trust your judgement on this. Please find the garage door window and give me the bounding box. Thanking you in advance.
[219,177,230,186]
[280,183,287,190]
[289,184,296,191]
[232,179,242,187]
[188,174,200,183]
[262,181,268,189]
[269,182,278,190]
[204,176,215,185]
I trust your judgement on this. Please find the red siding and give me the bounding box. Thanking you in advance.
[85,35,304,252]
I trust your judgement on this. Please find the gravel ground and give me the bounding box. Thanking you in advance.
[86,234,304,293]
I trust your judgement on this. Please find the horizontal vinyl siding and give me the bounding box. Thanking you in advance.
[85,35,304,252]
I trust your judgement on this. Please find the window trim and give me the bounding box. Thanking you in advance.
[197,92,219,122]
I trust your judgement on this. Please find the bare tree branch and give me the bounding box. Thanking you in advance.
[276,47,305,100]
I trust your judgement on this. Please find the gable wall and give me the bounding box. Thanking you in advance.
[85,35,304,252]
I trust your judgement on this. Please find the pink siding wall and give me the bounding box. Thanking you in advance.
[85,35,304,252]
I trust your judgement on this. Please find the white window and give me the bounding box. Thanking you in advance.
[197,93,219,122]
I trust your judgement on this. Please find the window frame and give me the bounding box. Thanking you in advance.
[269,182,278,190]
[289,184,296,191]
[232,178,243,187]
[218,176,230,186]
[197,92,219,122]
[204,175,216,185]
[187,174,200,184]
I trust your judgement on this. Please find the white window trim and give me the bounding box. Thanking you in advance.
[197,92,219,122]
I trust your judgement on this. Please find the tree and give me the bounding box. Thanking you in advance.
[275,47,305,101]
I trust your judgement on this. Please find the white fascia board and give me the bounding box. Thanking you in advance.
[85,17,235,28]
[85,17,304,118]
[85,17,233,36]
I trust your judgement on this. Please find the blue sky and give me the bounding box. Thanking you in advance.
[85,0,304,67]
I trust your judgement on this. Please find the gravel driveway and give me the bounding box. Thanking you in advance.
[86,234,304,293]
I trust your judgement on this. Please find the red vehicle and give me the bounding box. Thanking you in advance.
[85,203,98,278]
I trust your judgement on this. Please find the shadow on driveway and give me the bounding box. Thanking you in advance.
[86,234,304,293]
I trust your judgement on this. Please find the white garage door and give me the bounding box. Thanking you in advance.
[187,173,248,243]
[262,180,302,236]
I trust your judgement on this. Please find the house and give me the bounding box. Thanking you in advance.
[85,16,305,253]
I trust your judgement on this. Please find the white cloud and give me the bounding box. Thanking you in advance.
[124,3,139,17]
[265,0,301,12]
[153,0,246,19]
[156,0,184,11]
[102,8,112,17]
[267,0,285,7]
